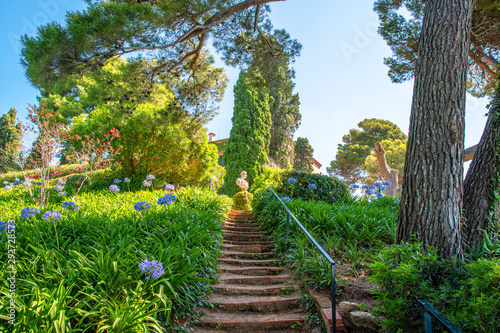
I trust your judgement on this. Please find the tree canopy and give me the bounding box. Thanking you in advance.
[21,0,299,123]
[327,118,407,184]
[293,137,313,173]
[0,108,23,172]
[374,0,500,97]
[223,67,272,196]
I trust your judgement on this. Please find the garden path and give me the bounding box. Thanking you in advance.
[192,210,344,332]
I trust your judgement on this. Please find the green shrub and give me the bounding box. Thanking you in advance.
[232,191,253,211]
[280,171,349,204]
[251,166,287,195]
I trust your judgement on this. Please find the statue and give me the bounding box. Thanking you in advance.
[236,171,249,192]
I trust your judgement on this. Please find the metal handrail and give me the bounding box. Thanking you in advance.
[269,189,337,333]
[418,300,463,333]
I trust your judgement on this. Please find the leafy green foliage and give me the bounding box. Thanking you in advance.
[252,189,399,288]
[371,243,500,332]
[63,59,219,181]
[294,137,314,173]
[327,118,407,184]
[223,67,272,196]
[232,191,253,211]
[280,171,350,204]
[0,108,23,172]
[251,166,287,195]
[0,186,231,332]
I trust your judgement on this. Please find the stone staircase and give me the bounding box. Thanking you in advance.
[193,210,344,332]
[193,210,308,332]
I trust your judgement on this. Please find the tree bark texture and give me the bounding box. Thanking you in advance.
[396,0,474,259]
[463,98,500,250]
[373,141,399,196]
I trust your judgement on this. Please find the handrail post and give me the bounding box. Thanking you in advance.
[331,263,336,333]
[286,214,290,240]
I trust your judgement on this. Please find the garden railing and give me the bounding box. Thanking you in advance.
[269,189,337,333]
[418,299,463,333]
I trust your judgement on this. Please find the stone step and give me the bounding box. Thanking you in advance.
[209,294,302,313]
[214,282,297,296]
[222,243,275,253]
[219,257,277,266]
[221,274,292,285]
[196,308,307,331]
[219,264,283,276]
[224,221,258,227]
[223,234,270,242]
[224,225,260,233]
[223,239,274,246]
[222,250,275,260]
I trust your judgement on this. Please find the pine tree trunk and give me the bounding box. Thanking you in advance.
[396,0,474,259]
[462,97,500,250]
[373,141,398,196]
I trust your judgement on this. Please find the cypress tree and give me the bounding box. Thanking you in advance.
[294,137,314,173]
[224,67,272,197]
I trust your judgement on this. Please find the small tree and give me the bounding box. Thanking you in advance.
[224,67,272,197]
[293,137,314,173]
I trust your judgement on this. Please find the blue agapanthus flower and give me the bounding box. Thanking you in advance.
[62,201,79,211]
[21,207,40,218]
[57,178,67,185]
[368,185,376,190]
[380,186,387,191]
[375,192,383,199]
[22,181,31,188]
[138,259,164,280]
[124,177,131,183]
[2,181,8,185]
[362,185,368,189]
[54,184,64,192]
[281,197,291,202]
[383,180,392,186]
[308,183,317,190]
[394,199,400,204]
[210,176,218,182]
[36,181,42,186]
[0,221,15,233]
[58,191,66,197]
[157,194,177,206]
[365,189,373,195]
[164,184,175,191]
[4,185,12,191]
[143,180,152,187]
[374,181,382,187]
[134,201,151,211]
[114,179,122,184]
[13,180,21,185]
[42,210,62,222]
[109,185,120,193]
[287,177,297,184]
[146,174,155,181]
[351,184,360,189]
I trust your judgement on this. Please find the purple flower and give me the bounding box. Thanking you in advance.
[114,179,122,184]
[287,177,297,184]
[394,199,400,204]
[143,180,152,187]
[54,184,64,192]
[0,221,15,233]
[4,185,12,191]
[22,181,31,188]
[139,259,164,280]
[42,210,62,222]
[351,184,360,189]
[368,185,376,190]
[375,192,383,199]
[383,180,392,186]
[109,185,120,193]
[308,183,317,190]
[134,201,150,211]
[365,189,373,195]
[21,207,40,218]
[362,185,368,189]
[62,201,79,210]
[210,176,218,182]
[164,184,175,191]
[157,193,177,206]
[124,177,131,183]
[281,197,291,202]
[13,180,21,185]
[2,181,9,185]
[57,178,67,185]
[58,191,66,197]
[146,174,155,181]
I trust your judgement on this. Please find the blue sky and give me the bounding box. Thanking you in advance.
[0,0,489,174]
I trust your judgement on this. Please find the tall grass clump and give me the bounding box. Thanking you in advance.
[0,187,230,332]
